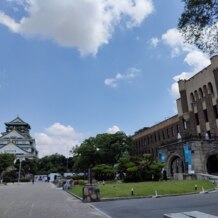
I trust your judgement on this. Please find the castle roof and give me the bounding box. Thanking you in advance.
[5,116,31,129]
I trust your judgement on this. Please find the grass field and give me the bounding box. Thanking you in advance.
[69,180,216,199]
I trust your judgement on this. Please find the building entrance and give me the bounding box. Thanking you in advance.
[207,154,218,175]
[170,156,184,176]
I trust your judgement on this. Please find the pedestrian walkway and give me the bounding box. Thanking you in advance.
[0,182,107,218]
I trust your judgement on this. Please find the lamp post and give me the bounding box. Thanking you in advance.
[18,159,22,184]
[88,167,93,185]
[15,156,25,184]
[83,147,100,202]
[88,147,99,185]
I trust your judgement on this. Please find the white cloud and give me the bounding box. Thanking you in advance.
[107,125,120,134]
[0,0,154,55]
[35,123,84,158]
[0,11,19,32]
[161,28,210,100]
[105,67,141,88]
[150,37,159,47]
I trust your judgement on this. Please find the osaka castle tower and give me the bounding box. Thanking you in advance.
[0,116,38,158]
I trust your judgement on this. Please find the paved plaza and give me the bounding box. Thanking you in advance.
[1,182,218,218]
[0,182,107,218]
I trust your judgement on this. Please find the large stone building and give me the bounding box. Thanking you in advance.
[132,55,218,177]
[0,116,38,159]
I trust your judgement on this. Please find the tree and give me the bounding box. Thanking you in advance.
[92,164,116,181]
[36,154,67,174]
[14,158,38,177]
[178,0,218,54]
[116,154,164,182]
[72,132,133,172]
[0,153,16,179]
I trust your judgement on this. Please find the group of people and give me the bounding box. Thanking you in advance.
[63,179,74,190]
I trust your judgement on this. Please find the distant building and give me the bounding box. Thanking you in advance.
[132,55,218,177]
[0,116,38,159]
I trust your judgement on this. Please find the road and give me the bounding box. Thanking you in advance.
[0,182,106,218]
[93,191,218,218]
[1,182,218,218]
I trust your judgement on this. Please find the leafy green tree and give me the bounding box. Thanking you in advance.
[0,153,16,179]
[14,158,38,177]
[36,154,67,174]
[116,154,164,182]
[178,0,218,54]
[72,132,133,172]
[92,164,116,181]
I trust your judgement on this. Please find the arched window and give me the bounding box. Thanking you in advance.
[208,82,214,95]
[203,85,208,96]
[194,90,199,100]
[190,93,195,102]
[199,88,204,98]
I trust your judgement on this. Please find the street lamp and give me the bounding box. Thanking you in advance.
[88,147,99,185]
[18,159,22,184]
[14,156,25,184]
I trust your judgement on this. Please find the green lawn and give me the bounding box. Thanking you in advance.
[69,180,216,199]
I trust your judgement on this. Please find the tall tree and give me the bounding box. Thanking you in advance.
[36,154,67,174]
[0,154,16,179]
[14,158,38,176]
[178,0,218,54]
[72,132,133,172]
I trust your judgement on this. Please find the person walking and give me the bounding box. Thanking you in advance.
[32,175,35,184]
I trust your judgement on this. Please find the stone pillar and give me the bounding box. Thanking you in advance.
[83,184,100,202]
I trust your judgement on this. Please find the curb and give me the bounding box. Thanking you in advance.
[66,188,218,202]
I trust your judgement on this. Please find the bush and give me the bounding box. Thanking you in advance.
[20,178,31,182]
[73,179,87,186]
[72,174,86,180]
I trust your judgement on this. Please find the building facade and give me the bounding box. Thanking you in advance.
[0,116,38,159]
[132,55,218,177]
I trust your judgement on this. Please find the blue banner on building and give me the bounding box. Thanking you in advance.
[158,151,166,163]
[183,144,192,165]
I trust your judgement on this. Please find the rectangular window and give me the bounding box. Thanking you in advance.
[204,109,209,122]
[213,105,218,119]
[167,129,170,138]
[162,131,165,140]
[177,125,179,133]
[172,127,175,136]
[195,113,199,125]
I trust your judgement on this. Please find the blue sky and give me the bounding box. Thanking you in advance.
[0,0,211,157]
